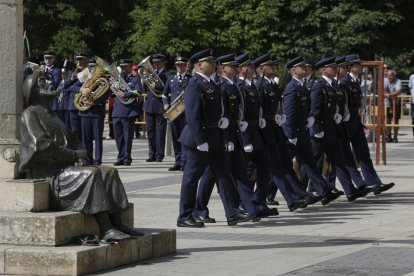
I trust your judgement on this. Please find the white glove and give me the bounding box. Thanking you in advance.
[218,117,229,129]
[314,131,324,138]
[239,121,248,132]
[334,113,342,124]
[259,118,266,129]
[196,142,209,152]
[227,142,235,152]
[275,114,287,126]
[288,138,297,145]
[243,144,253,153]
[306,116,315,128]
[343,111,350,122]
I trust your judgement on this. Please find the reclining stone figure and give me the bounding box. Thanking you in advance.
[19,70,143,242]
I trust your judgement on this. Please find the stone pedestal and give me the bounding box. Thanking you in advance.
[0,0,23,179]
[0,179,176,275]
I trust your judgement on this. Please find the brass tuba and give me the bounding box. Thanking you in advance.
[105,63,141,105]
[137,56,164,98]
[74,57,110,111]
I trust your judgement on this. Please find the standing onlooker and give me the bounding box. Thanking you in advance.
[384,69,402,142]
[408,69,414,141]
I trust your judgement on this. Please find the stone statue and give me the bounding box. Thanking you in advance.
[19,70,143,242]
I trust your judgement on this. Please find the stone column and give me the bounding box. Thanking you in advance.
[0,0,23,179]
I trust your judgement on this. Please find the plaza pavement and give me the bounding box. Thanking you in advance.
[94,128,414,276]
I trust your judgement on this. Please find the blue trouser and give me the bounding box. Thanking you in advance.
[80,116,104,165]
[178,146,239,221]
[309,123,356,197]
[113,116,135,163]
[326,135,368,189]
[145,113,167,159]
[68,110,80,139]
[171,114,186,166]
[347,116,382,185]
[288,137,329,197]
[194,148,259,217]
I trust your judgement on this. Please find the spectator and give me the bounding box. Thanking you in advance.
[384,69,402,142]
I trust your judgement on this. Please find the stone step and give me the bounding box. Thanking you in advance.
[0,179,49,212]
[0,228,176,275]
[0,204,133,246]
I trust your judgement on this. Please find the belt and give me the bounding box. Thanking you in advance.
[263,115,275,120]
[247,120,259,126]
[204,122,219,129]
[229,120,238,126]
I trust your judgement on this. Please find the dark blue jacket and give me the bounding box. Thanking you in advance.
[255,77,282,145]
[144,69,171,114]
[178,73,226,150]
[238,79,264,149]
[283,78,311,143]
[112,74,142,118]
[220,76,243,148]
[339,73,364,134]
[162,72,192,105]
[310,77,338,136]
[46,66,62,111]
[67,80,82,111]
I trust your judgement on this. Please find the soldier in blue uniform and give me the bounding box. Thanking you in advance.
[253,54,310,211]
[42,50,62,118]
[162,56,192,171]
[144,54,171,162]
[112,58,143,166]
[339,54,395,194]
[66,51,91,140]
[131,64,144,139]
[177,49,255,227]
[193,53,265,223]
[57,65,72,130]
[309,57,368,201]
[283,56,340,205]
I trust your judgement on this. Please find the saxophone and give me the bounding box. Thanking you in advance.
[74,57,110,111]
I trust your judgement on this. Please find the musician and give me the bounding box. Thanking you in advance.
[144,54,171,162]
[177,49,255,227]
[131,64,144,139]
[42,50,62,118]
[162,56,192,171]
[112,58,143,166]
[66,50,91,139]
[57,66,72,129]
[283,56,340,205]
[74,52,109,165]
[339,54,395,195]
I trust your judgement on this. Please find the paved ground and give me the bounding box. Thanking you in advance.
[95,128,414,276]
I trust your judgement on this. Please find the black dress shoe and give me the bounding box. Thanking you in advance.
[193,215,216,223]
[124,162,131,166]
[155,158,163,162]
[302,195,321,205]
[113,161,124,166]
[358,184,376,195]
[321,192,341,206]
[177,219,205,228]
[373,182,395,195]
[288,199,307,212]
[168,165,181,171]
[227,213,255,226]
[146,157,156,162]
[266,198,280,206]
[331,188,345,196]
[347,189,368,202]
[258,207,279,218]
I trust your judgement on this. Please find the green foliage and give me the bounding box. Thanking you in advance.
[24,0,414,70]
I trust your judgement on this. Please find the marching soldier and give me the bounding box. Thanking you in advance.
[112,58,143,166]
[162,56,192,171]
[309,57,368,201]
[339,54,395,194]
[253,54,310,211]
[144,54,171,162]
[177,49,255,227]
[283,56,340,205]
[193,53,263,223]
